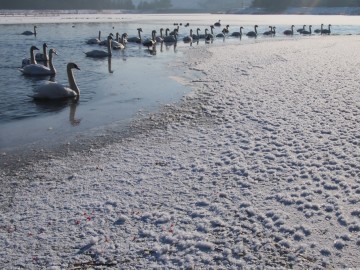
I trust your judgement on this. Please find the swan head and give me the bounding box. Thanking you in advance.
[31,45,40,51]
[43,43,47,49]
[49,48,57,56]
[68,62,80,71]
[137,28,143,32]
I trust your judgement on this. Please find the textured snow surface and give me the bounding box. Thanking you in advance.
[1,36,359,269]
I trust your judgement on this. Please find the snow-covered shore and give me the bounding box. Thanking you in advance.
[1,35,359,269]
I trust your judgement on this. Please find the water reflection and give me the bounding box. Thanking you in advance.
[32,97,81,126]
[107,57,113,73]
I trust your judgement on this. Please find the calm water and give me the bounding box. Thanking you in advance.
[1,13,360,152]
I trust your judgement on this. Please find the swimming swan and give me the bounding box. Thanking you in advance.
[21,45,39,68]
[85,35,112,57]
[30,63,80,100]
[22,26,37,36]
[301,25,312,35]
[283,25,295,35]
[86,30,101,44]
[246,25,258,37]
[35,43,49,62]
[321,24,331,35]
[19,48,57,76]
[143,30,157,49]
[183,29,193,43]
[127,28,142,43]
[231,26,243,37]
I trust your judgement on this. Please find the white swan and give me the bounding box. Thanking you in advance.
[30,63,80,100]
[231,26,243,37]
[164,28,177,43]
[192,28,200,40]
[263,26,273,36]
[127,28,142,43]
[321,24,331,35]
[22,26,37,36]
[283,25,295,36]
[99,33,113,46]
[85,35,112,58]
[183,29,193,43]
[35,43,49,62]
[216,29,225,38]
[302,25,312,35]
[21,45,39,68]
[19,48,57,76]
[113,33,125,50]
[246,25,258,37]
[143,30,157,49]
[156,28,164,43]
[86,30,101,44]
[297,25,306,33]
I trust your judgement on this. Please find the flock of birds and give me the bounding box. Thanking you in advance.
[19,20,332,101]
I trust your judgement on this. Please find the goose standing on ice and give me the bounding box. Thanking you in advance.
[21,45,39,68]
[19,48,57,76]
[86,30,101,44]
[283,25,295,35]
[30,63,80,100]
[22,26,37,36]
[127,28,142,43]
[246,25,258,37]
[85,35,112,58]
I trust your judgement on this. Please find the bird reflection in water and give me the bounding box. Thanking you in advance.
[108,56,113,73]
[32,97,81,126]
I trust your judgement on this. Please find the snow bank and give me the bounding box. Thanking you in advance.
[0,35,359,269]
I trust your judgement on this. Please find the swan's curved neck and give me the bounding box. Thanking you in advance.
[48,52,56,73]
[33,26,37,35]
[43,45,48,61]
[138,30,142,39]
[67,67,79,95]
[106,37,112,56]
[98,31,101,40]
[30,47,37,65]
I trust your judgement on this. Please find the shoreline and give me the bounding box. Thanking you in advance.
[1,36,359,268]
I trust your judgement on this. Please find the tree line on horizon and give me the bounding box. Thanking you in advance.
[252,0,360,11]
[0,0,172,10]
[1,0,359,11]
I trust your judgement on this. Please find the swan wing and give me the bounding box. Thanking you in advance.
[85,49,108,58]
[86,38,100,44]
[32,82,76,99]
[19,64,52,75]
